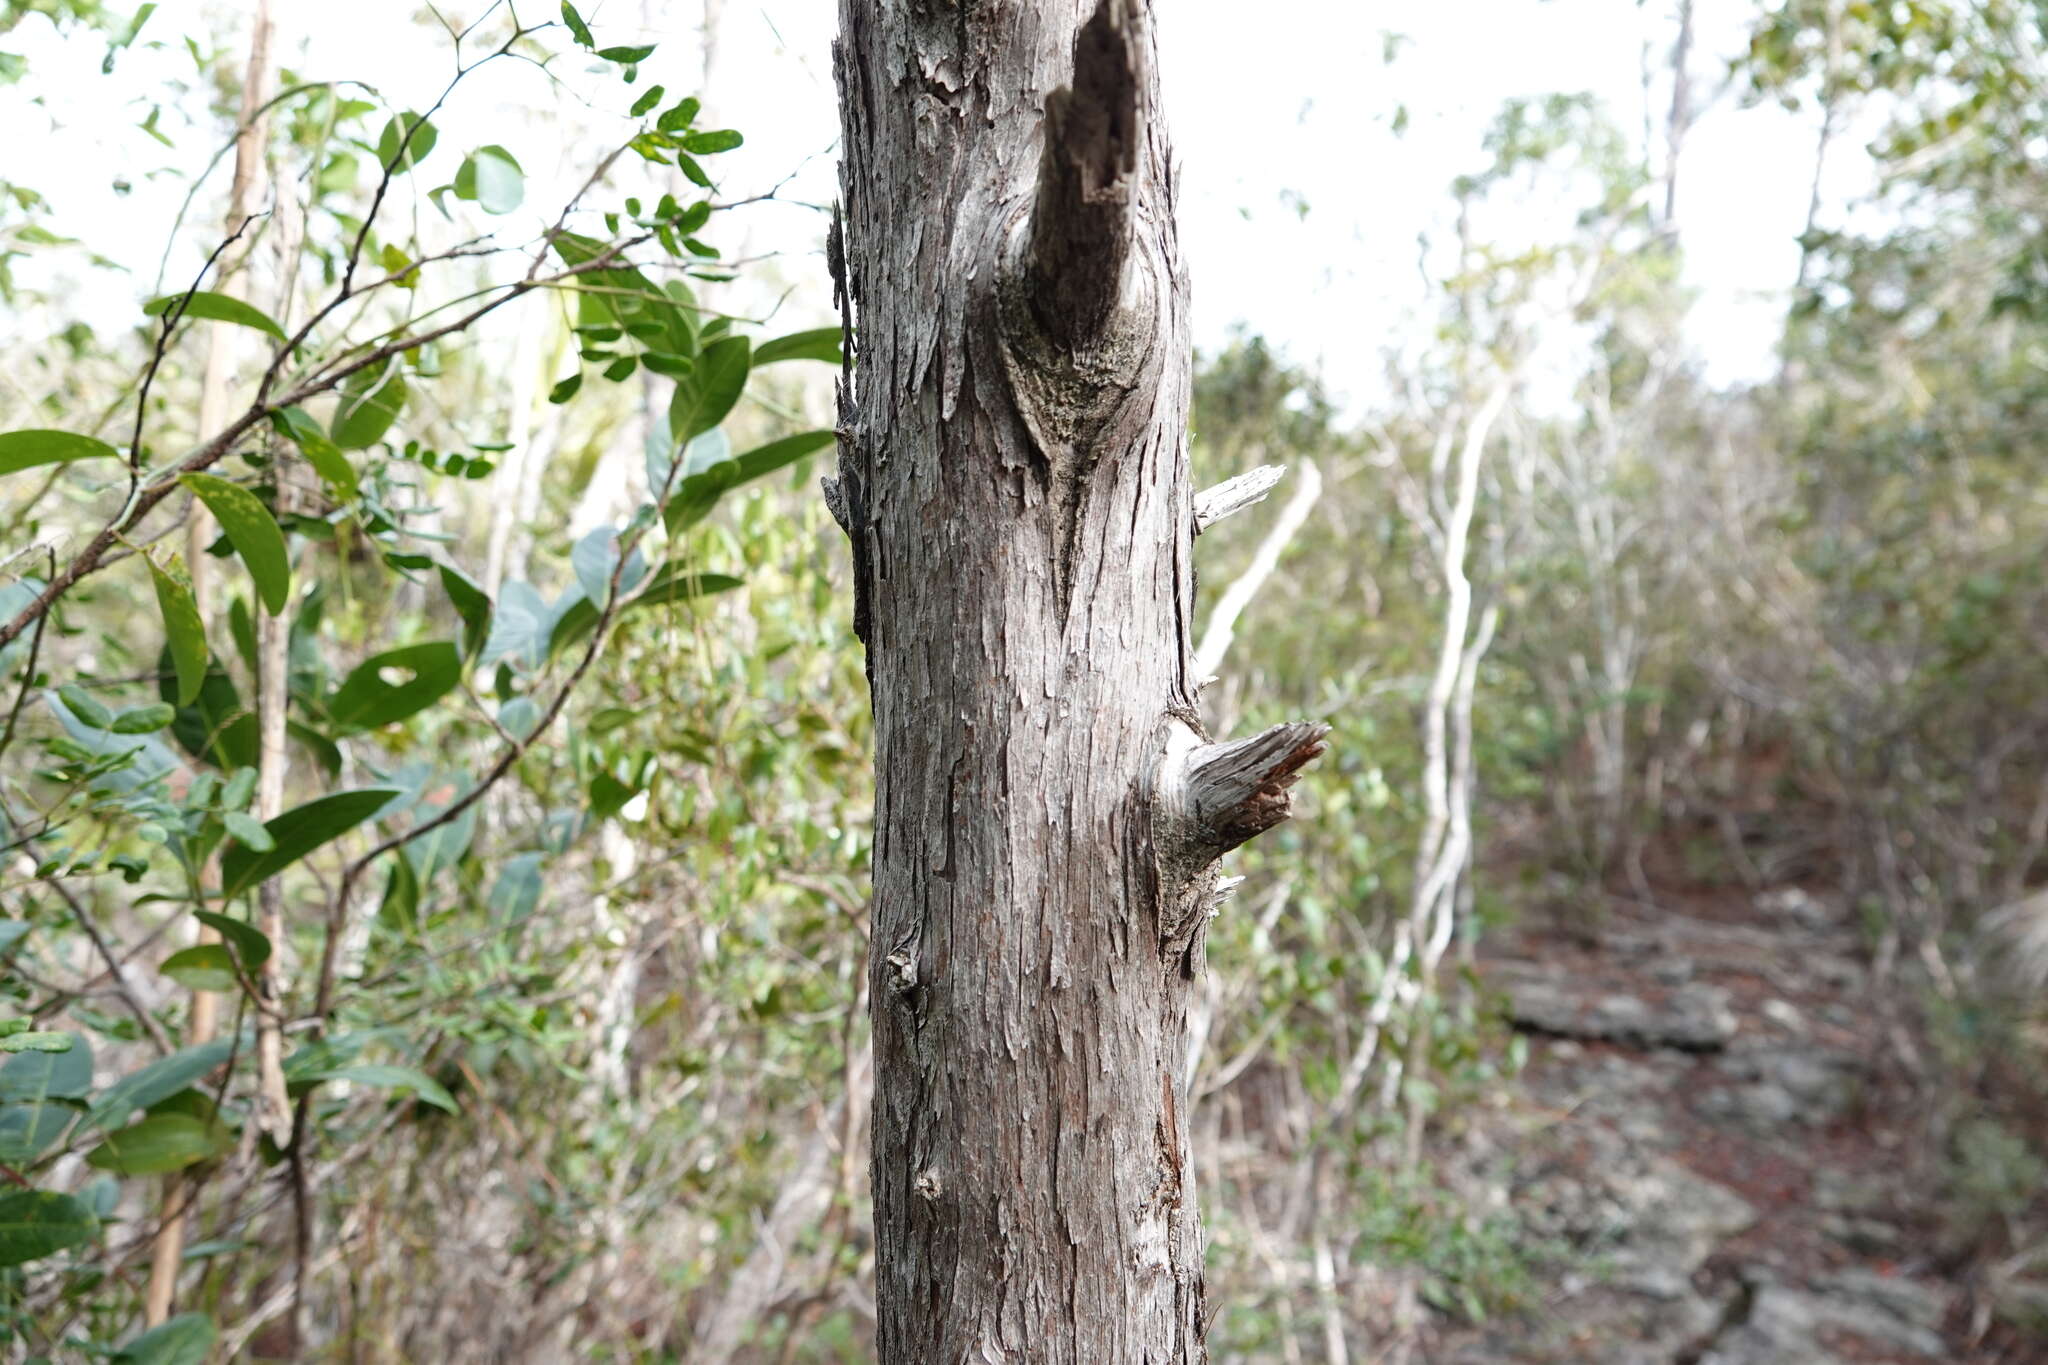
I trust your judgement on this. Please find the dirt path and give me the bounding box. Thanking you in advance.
[1425,879,2035,1363]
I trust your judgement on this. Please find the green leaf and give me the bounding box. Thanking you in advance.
[221,810,273,851]
[108,702,176,734]
[596,44,656,62]
[218,788,400,900]
[547,594,602,658]
[733,429,835,483]
[160,945,238,993]
[147,553,208,706]
[547,373,582,404]
[379,850,420,931]
[668,334,750,444]
[327,641,461,733]
[660,97,701,132]
[588,768,639,819]
[454,145,524,215]
[630,83,664,117]
[0,1101,75,1165]
[179,473,290,614]
[314,1063,457,1113]
[163,659,256,772]
[270,407,357,499]
[374,111,438,170]
[621,569,743,616]
[333,359,408,450]
[438,564,491,659]
[681,128,743,154]
[570,527,648,606]
[0,1190,96,1267]
[552,231,697,357]
[660,430,833,534]
[560,0,593,46]
[479,581,550,667]
[86,1113,229,1174]
[0,1033,90,1102]
[115,1313,215,1365]
[193,910,271,969]
[142,290,286,341]
[0,1032,74,1054]
[90,1037,236,1126]
[57,683,113,729]
[0,1032,86,1161]
[753,327,842,367]
[0,428,119,476]
[487,852,544,923]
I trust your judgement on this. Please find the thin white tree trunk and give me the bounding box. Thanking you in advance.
[146,0,273,1322]
[1194,460,1322,682]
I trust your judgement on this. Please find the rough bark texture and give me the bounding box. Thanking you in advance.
[832,3,1324,1360]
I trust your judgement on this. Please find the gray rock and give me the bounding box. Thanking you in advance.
[1695,1044,1859,1131]
[1498,969,1738,1051]
[1759,998,1804,1032]
[1517,1124,1756,1279]
[1698,1267,1950,1363]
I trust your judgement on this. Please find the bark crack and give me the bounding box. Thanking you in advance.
[1026,0,1144,346]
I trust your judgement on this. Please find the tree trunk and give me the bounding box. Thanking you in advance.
[831,3,1325,1359]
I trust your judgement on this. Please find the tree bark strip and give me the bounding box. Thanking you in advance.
[144,0,274,1324]
[831,3,1324,1359]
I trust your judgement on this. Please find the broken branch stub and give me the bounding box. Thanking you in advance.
[1181,721,1331,857]
[1026,0,1146,346]
[1193,463,1287,534]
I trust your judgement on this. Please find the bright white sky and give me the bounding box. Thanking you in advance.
[2,0,1870,405]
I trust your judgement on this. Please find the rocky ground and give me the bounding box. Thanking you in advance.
[1424,880,2043,1364]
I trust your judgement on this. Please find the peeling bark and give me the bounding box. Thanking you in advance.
[832,2,1323,1359]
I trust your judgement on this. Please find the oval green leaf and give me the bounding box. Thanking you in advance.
[270,407,358,499]
[115,1313,216,1365]
[0,429,120,476]
[374,111,438,171]
[146,553,208,706]
[438,564,492,659]
[160,944,238,993]
[327,641,461,733]
[313,1063,458,1114]
[57,683,113,729]
[0,1190,97,1268]
[667,334,750,444]
[0,1032,75,1054]
[193,910,271,970]
[455,145,524,215]
[109,701,177,734]
[752,328,843,367]
[220,810,274,851]
[90,1037,238,1127]
[219,787,402,901]
[86,1113,228,1175]
[142,290,286,341]
[622,569,744,616]
[333,360,409,450]
[178,473,290,614]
